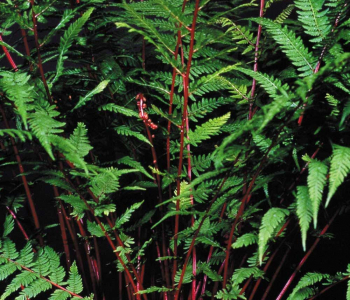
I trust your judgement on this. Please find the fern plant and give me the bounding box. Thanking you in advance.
[1,0,350,299]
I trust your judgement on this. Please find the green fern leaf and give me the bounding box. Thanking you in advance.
[275,4,295,24]
[28,103,65,160]
[188,112,230,146]
[136,286,173,295]
[231,267,264,286]
[45,247,66,285]
[325,93,340,117]
[69,123,93,158]
[236,67,289,99]
[288,272,329,299]
[258,207,289,264]
[48,290,70,300]
[1,271,37,299]
[72,80,109,111]
[87,220,108,237]
[296,186,313,251]
[252,18,317,76]
[90,168,121,197]
[67,262,83,294]
[188,98,228,121]
[2,216,14,238]
[21,279,51,298]
[117,156,154,180]
[0,72,34,129]
[218,18,255,54]
[340,100,350,130]
[294,0,331,43]
[0,263,17,281]
[115,201,143,229]
[115,125,152,146]
[98,103,139,118]
[52,8,94,84]
[327,144,350,206]
[0,129,32,142]
[58,195,88,218]
[232,233,257,249]
[1,239,18,260]
[307,159,328,228]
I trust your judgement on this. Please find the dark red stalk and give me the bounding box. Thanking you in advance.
[77,196,145,300]
[210,260,226,300]
[174,172,231,300]
[76,218,99,297]
[53,186,71,268]
[0,105,43,245]
[199,200,231,298]
[30,0,51,101]
[222,140,276,288]
[261,246,291,300]
[136,97,170,289]
[276,209,340,300]
[65,175,146,297]
[6,206,30,241]
[60,203,90,292]
[173,0,201,286]
[308,275,349,300]
[247,220,292,300]
[0,35,18,71]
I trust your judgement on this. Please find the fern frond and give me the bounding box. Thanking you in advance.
[115,125,152,146]
[69,122,93,158]
[236,67,289,99]
[327,144,350,206]
[98,103,139,117]
[67,262,83,294]
[188,112,230,146]
[217,17,255,54]
[232,233,257,249]
[258,208,289,264]
[28,103,65,160]
[288,272,329,299]
[0,72,34,129]
[72,80,109,111]
[136,286,173,295]
[294,0,331,43]
[340,100,350,130]
[307,159,328,228]
[52,8,94,84]
[188,97,228,121]
[231,267,264,286]
[252,18,317,76]
[117,156,154,179]
[296,186,313,251]
[325,93,340,117]
[115,201,143,229]
[2,216,14,238]
[275,5,295,24]
[0,129,32,142]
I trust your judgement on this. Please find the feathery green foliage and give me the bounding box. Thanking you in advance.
[258,208,289,264]
[252,18,317,76]
[0,0,350,299]
[327,144,350,206]
[307,158,328,228]
[296,186,313,251]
